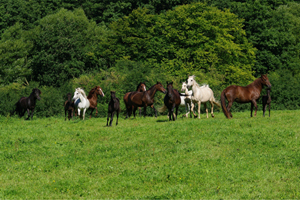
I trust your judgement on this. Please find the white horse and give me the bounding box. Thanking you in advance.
[73,88,90,120]
[186,75,221,119]
[180,82,194,118]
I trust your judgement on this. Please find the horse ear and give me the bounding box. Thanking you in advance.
[171,81,173,85]
[166,81,168,85]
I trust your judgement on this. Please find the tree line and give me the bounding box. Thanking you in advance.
[0,0,299,117]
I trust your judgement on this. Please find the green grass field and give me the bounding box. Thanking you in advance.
[1,110,300,198]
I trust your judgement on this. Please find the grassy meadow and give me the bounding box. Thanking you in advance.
[0,110,300,198]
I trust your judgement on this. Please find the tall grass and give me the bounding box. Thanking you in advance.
[0,110,299,198]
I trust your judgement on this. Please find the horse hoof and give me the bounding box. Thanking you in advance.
[212,115,215,118]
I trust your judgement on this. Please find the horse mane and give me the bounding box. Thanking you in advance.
[87,86,98,98]
[76,88,87,99]
[189,76,209,88]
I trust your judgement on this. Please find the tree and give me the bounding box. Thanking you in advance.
[105,3,256,86]
[29,8,108,86]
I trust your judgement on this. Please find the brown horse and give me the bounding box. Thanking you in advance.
[127,82,167,118]
[221,74,272,118]
[87,86,105,118]
[124,82,147,119]
[11,88,42,120]
[64,93,75,121]
[107,91,121,126]
[158,82,182,121]
[262,88,271,117]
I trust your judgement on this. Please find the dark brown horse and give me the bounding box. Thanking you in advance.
[221,74,271,118]
[262,88,271,117]
[87,86,105,118]
[11,88,42,120]
[107,91,121,126]
[124,82,147,118]
[127,82,167,118]
[64,93,75,121]
[158,82,182,121]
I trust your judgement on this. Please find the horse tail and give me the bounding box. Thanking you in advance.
[157,105,167,113]
[221,90,230,118]
[213,99,221,108]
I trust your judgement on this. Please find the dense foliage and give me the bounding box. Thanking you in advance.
[0,0,299,117]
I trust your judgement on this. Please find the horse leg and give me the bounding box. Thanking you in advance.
[197,101,201,119]
[210,101,215,118]
[110,111,114,126]
[139,107,142,117]
[263,102,266,117]
[89,108,94,119]
[106,112,110,126]
[204,103,208,118]
[30,109,35,120]
[82,108,87,120]
[227,101,233,118]
[184,102,189,118]
[175,106,179,120]
[133,107,138,118]
[95,107,98,117]
[65,109,67,121]
[250,102,254,117]
[77,109,81,119]
[26,109,30,120]
[190,102,197,118]
[269,103,271,117]
[151,104,157,118]
[252,100,258,117]
[116,111,119,125]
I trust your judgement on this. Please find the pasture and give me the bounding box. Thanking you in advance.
[1,110,300,198]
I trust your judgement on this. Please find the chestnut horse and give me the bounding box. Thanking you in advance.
[221,74,272,119]
[158,82,182,121]
[127,82,167,118]
[107,91,121,126]
[87,86,105,118]
[124,82,147,119]
[11,88,41,120]
[262,88,271,117]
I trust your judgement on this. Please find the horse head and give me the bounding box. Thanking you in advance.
[181,82,188,92]
[156,81,167,94]
[73,88,86,100]
[186,75,196,88]
[137,82,147,92]
[96,86,105,97]
[261,74,272,88]
[166,81,174,98]
[66,93,72,103]
[33,88,41,100]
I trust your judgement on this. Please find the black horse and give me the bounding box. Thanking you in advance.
[64,93,75,121]
[107,91,121,126]
[262,89,271,117]
[11,88,42,120]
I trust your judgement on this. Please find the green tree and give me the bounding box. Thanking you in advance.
[0,23,33,85]
[29,8,108,86]
[105,3,256,86]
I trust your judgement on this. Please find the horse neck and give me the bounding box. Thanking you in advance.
[29,92,37,104]
[78,93,87,102]
[184,88,189,95]
[88,91,97,100]
[146,85,158,99]
[250,78,263,93]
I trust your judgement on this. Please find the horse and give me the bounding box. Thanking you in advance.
[72,88,90,120]
[262,88,271,117]
[107,91,121,126]
[124,82,147,119]
[127,82,167,118]
[64,93,75,121]
[181,81,195,118]
[186,75,221,119]
[221,74,272,119]
[158,82,182,121]
[87,86,105,118]
[11,88,42,120]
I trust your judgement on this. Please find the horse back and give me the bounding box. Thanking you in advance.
[128,91,147,106]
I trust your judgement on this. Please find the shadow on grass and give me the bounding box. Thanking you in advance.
[156,119,168,123]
